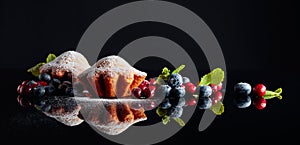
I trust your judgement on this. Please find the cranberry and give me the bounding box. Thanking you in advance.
[141,87,151,99]
[20,85,33,95]
[212,91,223,101]
[132,87,142,98]
[187,98,197,106]
[17,84,23,94]
[37,81,48,86]
[253,84,267,97]
[19,97,31,107]
[17,95,22,103]
[212,98,218,105]
[210,83,222,92]
[253,97,267,110]
[145,101,156,110]
[185,82,196,94]
[149,78,156,85]
[21,80,29,86]
[148,85,156,98]
[139,80,150,90]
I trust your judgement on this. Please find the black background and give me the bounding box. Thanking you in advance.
[0,0,298,144]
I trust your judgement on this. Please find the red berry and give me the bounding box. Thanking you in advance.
[253,97,267,110]
[132,87,142,98]
[17,84,23,94]
[20,85,32,95]
[21,80,29,86]
[19,97,31,107]
[148,85,156,98]
[149,78,156,85]
[37,81,48,86]
[139,80,150,90]
[141,87,151,99]
[212,98,218,105]
[253,84,267,97]
[145,101,156,110]
[217,83,222,91]
[187,98,197,106]
[17,95,22,103]
[185,82,196,94]
[210,83,222,92]
[212,91,223,101]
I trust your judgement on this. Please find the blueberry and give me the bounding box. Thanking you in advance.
[167,107,183,118]
[65,87,74,97]
[51,78,61,88]
[198,86,212,98]
[39,73,52,82]
[26,80,37,86]
[198,97,212,109]
[167,73,183,88]
[157,85,172,97]
[169,97,186,107]
[160,98,172,109]
[62,81,72,86]
[169,86,186,98]
[45,85,55,95]
[182,77,190,84]
[58,83,68,93]
[234,95,251,108]
[234,82,252,95]
[32,86,45,97]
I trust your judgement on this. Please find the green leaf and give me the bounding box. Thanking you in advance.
[158,67,171,81]
[263,88,283,100]
[162,115,170,125]
[156,107,168,117]
[199,68,224,86]
[199,73,211,86]
[210,101,224,115]
[210,68,224,85]
[172,65,185,74]
[46,53,56,63]
[173,118,185,126]
[275,88,282,94]
[27,62,45,77]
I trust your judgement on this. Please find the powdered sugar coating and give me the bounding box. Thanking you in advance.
[39,51,90,78]
[93,55,146,78]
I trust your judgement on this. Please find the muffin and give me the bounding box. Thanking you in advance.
[78,55,148,135]
[38,51,90,126]
[78,55,147,98]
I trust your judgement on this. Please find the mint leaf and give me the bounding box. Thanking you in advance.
[162,115,170,125]
[46,53,56,63]
[27,62,45,77]
[172,65,185,74]
[210,101,224,115]
[199,73,211,86]
[173,118,185,126]
[210,68,224,85]
[158,67,171,81]
[156,107,168,117]
[199,68,224,86]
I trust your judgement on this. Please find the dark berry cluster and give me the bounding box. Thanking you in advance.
[16,73,78,112]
